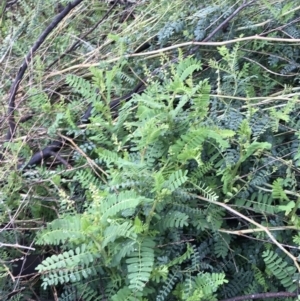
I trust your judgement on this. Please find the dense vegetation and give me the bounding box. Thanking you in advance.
[1,0,300,300]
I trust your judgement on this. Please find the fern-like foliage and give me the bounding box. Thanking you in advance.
[262,250,297,292]
[36,244,98,289]
[126,238,155,291]
[5,1,300,299]
[34,56,232,299]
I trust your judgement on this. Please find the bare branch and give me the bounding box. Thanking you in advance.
[219,292,298,301]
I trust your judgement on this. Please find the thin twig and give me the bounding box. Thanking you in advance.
[204,1,257,42]
[219,291,297,301]
[46,35,300,77]
[0,242,35,251]
[195,194,300,273]
[244,57,296,77]
[219,225,298,235]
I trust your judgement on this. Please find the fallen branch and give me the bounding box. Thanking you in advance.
[219,291,298,301]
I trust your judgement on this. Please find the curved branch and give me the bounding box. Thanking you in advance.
[5,0,84,141]
[203,0,257,43]
[19,83,145,170]
[18,140,63,169]
[195,194,300,273]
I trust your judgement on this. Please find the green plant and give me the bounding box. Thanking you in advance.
[35,56,229,300]
[2,1,300,300]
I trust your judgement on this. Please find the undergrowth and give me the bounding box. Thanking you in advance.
[1,0,300,300]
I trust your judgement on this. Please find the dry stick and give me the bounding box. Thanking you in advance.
[219,225,298,235]
[191,0,257,49]
[243,56,297,77]
[58,133,109,181]
[47,33,300,77]
[3,0,84,144]
[0,242,35,251]
[195,194,300,273]
[219,292,297,301]
[46,0,120,71]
